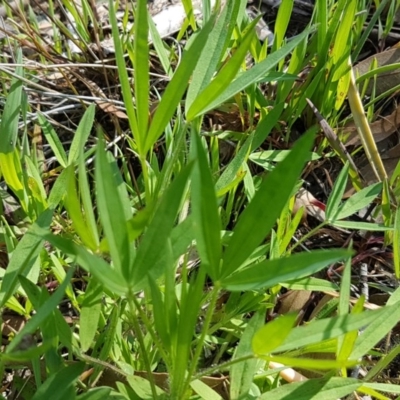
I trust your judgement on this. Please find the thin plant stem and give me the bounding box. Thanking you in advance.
[127,291,158,399]
[181,282,221,395]
[289,221,327,252]
[192,354,255,381]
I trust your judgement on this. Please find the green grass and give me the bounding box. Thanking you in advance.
[0,0,400,398]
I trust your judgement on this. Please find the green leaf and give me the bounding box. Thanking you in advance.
[216,133,253,195]
[186,17,258,120]
[221,131,314,279]
[0,209,53,307]
[38,113,68,168]
[80,278,103,352]
[31,362,85,400]
[130,163,193,290]
[6,268,74,353]
[95,138,130,279]
[145,13,217,153]
[200,28,311,114]
[282,277,339,292]
[190,380,222,400]
[133,0,149,145]
[0,49,23,154]
[253,313,297,355]
[394,207,400,279]
[108,0,139,152]
[222,249,351,291]
[186,0,242,110]
[68,104,95,165]
[258,377,361,400]
[335,182,382,220]
[350,296,400,360]
[332,220,393,231]
[326,162,349,221]
[190,133,221,279]
[76,388,112,400]
[40,231,128,295]
[274,304,396,353]
[230,307,265,399]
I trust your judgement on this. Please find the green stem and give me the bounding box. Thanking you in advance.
[289,221,327,252]
[191,354,255,382]
[127,292,158,399]
[181,282,221,395]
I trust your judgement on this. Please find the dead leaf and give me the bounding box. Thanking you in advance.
[354,47,400,97]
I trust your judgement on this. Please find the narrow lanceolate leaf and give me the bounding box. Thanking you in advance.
[274,304,395,353]
[221,131,314,279]
[80,278,103,352]
[350,297,400,360]
[145,13,218,153]
[335,182,382,220]
[186,16,258,120]
[95,139,130,280]
[325,162,349,222]
[222,249,351,291]
[0,49,23,154]
[134,0,149,145]
[186,0,242,110]
[190,133,222,280]
[201,28,311,114]
[258,377,361,400]
[230,307,265,399]
[31,362,85,400]
[0,209,53,308]
[252,313,297,355]
[68,104,95,165]
[6,267,74,353]
[130,163,193,290]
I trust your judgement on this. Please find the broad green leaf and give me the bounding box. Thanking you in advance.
[145,13,217,153]
[130,163,193,290]
[335,182,382,220]
[190,133,221,279]
[253,313,297,355]
[6,267,74,353]
[187,17,258,120]
[38,113,68,168]
[31,362,85,400]
[263,355,357,370]
[259,377,361,400]
[186,0,242,110]
[80,278,103,352]
[68,104,95,165]
[326,162,349,221]
[95,139,130,279]
[230,307,265,399]
[222,249,351,291]
[221,131,314,279]
[274,305,396,353]
[200,28,311,114]
[272,0,293,52]
[0,209,53,307]
[0,49,23,154]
